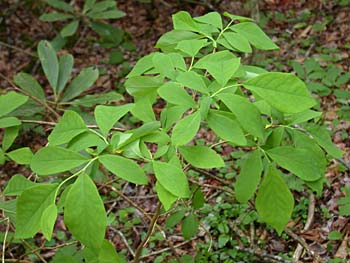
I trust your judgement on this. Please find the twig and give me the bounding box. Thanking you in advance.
[19,241,78,260]
[133,202,162,263]
[110,228,135,257]
[233,246,292,263]
[189,178,235,196]
[139,239,194,259]
[1,218,10,263]
[293,193,315,262]
[20,239,47,263]
[191,167,232,186]
[0,40,36,57]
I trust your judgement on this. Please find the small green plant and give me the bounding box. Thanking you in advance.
[1,10,344,261]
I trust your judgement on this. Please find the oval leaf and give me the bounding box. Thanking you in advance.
[172,111,201,146]
[179,145,224,169]
[38,40,59,92]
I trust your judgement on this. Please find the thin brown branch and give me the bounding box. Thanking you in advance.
[21,239,47,263]
[139,239,194,259]
[233,246,292,263]
[110,228,135,257]
[0,40,36,57]
[189,178,235,196]
[1,218,10,263]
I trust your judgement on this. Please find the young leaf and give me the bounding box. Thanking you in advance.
[244,73,316,113]
[99,155,148,185]
[0,91,28,117]
[155,182,177,211]
[64,174,107,248]
[68,131,107,152]
[181,214,199,240]
[161,105,188,131]
[61,20,80,37]
[152,53,176,79]
[175,39,208,57]
[217,94,264,140]
[221,32,252,53]
[158,82,195,108]
[171,111,201,146]
[256,165,294,235]
[207,110,247,145]
[231,22,279,50]
[193,188,205,209]
[57,54,74,93]
[7,147,33,165]
[48,110,88,145]
[235,150,263,203]
[13,73,46,101]
[267,146,322,181]
[155,30,200,52]
[172,11,199,32]
[46,0,75,12]
[0,117,21,128]
[41,204,57,240]
[61,66,99,101]
[178,146,224,168]
[2,126,20,152]
[153,161,190,198]
[126,53,156,78]
[176,71,208,94]
[194,12,222,29]
[40,13,74,22]
[38,40,59,92]
[4,175,36,196]
[125,76,162,97]
[165,209,186,228]
[70,91,122,107]
[16,183,58,238]
[131,95,156,123]
[30,146,89,176]
[95,104,134,136]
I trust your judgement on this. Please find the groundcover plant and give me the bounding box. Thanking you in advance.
[0,10,344,262]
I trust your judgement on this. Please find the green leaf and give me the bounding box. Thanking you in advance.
[176,71,208,94]
[13,73,46,101]
[68,131,107,152]
[181,214,199,240]
[305,123,344,158]
[231,22,279,50]
[152,53,176,79]
[235,150,263,203]
[131,95,156,123]
[153,161,190,198]
[244,73,316,114]
[48,110,87,145]
[155,182,177,211]
[194,12,222,29]
[328,230,343,241]
[16,184,57,238]
[193,188,205,209]
[207,110,247,145]
[88,0,115,12]
[171,111,201,146]
[4,175,36,196]
[126,53,156,78]
[179,146,224,169]
[99,154,148,185]
[223,12,253,22]
[90,22,124,45]
[61,20,79,37]
[38,40,59,92]
[99,240,126,263]
[217,94,264,140]
[7,147,33,165]
[0,91,28,117]
[46,0,75,12]
[158,82,195,108]
[88,9,125,19]
[267,146,322,181]
[172,11,199,32]
[31,146,89,176]
[95,104,134,136]
[0,199,16,223]
[0,117,21,128]
[222,32,252,53]
[70,91,122,107]
[287,110,322,125]
[57,54,74,93]
[175,39,208,57]
[155,30,200,52]
[166,209,185,228]
[161,105,188,131]
[125,76,162,97]
[65,174,107,248]
[41,204,57,240]
[255,165,294,235]
[62,66,99,101]
[40,12,74,22]
[2,126,20,152]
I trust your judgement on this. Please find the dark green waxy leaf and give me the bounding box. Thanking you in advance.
[0,91,28,117]
[41,203,57,240]
[70,92,123,107]
[175,39,208,57]
[172,111,201,146]
[88,9,125,19]
[158,82,195,108]
[194,12,222,29]
[40,13,74,22]
[179,146,224,168]
[176,71,208,94]
[267,146,322,181]
[222,32,251,53]
[87,0,115,12]
[99,154,148,185]
[46,0,75,12]
[109,50,124,64]
[305,123,344,158]
[181,214,199,240]
[172,11,199,32]
[152,53,176,79]
[155,30,200,52]
[244,73,316,113]
[2,126,20,152]
[166,209,185,228]
[90,22,124,45]
[231,22,279,50]
[0,149,5,165]
[57,54,74,93]
[4,175,36,196]
[235,150,263,203]
[256,165,294,235]
[193,188,205,209]
[95,104,134,136]
[7,147,33,164]
[65,174,107,248]
[13,73,46,101]
[0,117,21,128]
[31,146,89,176]
[217,94,264,140]
[61,20,79,37]
[153,161,190,198]
[16,183,58,238]
[156,182,177,211]
[62,66,99,101]
[207,110,247,145]
[38,40,59,92]
[125,76,163,96]
[48,110,87,145]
